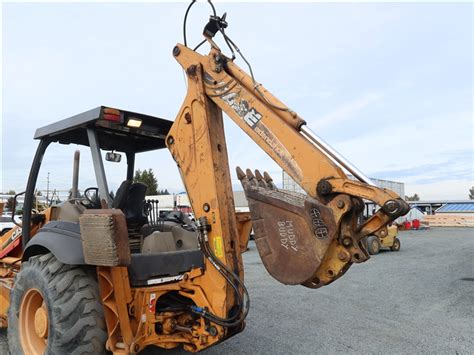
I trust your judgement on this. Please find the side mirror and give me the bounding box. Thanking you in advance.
[106,152,122,163]
[12,191,26,227]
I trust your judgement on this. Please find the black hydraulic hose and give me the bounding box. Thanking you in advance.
[191,229,250,327]
[221,31,291,112]
[184,0,289,113]
[193,39,207,51]
[197,232,244,320]
[183,0,196,47]
[201,237,244,315]
[202,248,249,326]
[183,0,217,48]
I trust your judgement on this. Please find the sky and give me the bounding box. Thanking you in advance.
[2,2,473,200]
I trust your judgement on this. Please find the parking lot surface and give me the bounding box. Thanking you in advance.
[1,227,473,354]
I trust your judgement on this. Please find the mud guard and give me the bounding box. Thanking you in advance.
[22,221,85,264]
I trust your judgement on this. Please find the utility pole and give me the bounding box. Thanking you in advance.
[46,172,50,203]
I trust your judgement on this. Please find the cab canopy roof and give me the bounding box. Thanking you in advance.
[34,106,173,153]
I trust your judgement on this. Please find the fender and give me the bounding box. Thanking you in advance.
[23,221,85,264]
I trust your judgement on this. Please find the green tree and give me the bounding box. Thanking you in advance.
[405,193,420,201]
[157,189,169,195]
[134,169,158,195]
[5,190,16,211]
[469,186,474,200]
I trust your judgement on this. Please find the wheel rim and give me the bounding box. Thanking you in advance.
[372,239,379,253]
[19,288,48,354]
[394,240,400,250]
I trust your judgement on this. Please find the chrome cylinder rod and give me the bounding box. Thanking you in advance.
[300,125,376,186]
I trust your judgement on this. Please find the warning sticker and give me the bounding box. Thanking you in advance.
[213,236,224,259]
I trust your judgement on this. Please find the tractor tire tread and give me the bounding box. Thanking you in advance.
[7,252,107,355]
[390,237,401,251]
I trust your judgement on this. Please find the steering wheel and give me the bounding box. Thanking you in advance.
[83,187,101,209]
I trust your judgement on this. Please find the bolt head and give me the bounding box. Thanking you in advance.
[338,251,349,261]
[209,326,218,336]
[342,237,352,247]
[173,46,180,56]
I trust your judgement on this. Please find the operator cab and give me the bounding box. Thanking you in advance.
[23,106,203,286]
[33,106,171,206]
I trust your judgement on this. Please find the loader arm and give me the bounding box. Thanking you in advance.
[167,42,409,291]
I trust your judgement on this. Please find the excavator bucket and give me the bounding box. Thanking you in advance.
[237,167,338,285]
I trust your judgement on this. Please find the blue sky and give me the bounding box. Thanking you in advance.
[2,2,473,200]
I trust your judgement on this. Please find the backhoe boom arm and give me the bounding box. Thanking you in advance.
[167,43,408,292]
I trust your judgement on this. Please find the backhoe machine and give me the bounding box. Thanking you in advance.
[0,2,409,354]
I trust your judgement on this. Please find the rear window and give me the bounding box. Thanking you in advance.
[0,217,12,223]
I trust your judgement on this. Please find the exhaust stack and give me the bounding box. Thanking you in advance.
[71,150,80,199]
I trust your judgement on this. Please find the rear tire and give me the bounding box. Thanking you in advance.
[390,237,401,251]
[367,236,381,255]
[8,253,107,355]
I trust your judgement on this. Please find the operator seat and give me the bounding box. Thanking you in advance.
[112,180,148,227]
[122,182,148,227]
[112,180,132,209]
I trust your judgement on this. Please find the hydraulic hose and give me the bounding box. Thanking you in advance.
[191,219,250,327]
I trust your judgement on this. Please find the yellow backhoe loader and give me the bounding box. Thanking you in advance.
[366,224,401,254]
[0,2,409,354]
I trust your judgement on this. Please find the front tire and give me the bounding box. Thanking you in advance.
[367,236,381,255]
[8,253,107,355]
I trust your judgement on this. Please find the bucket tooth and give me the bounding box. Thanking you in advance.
[254,170,267,188]
[236,166,246,180]
[245,169,257,186]
[263,171,276,190]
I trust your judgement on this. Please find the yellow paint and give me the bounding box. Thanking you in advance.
[213,236,224,259]
[388,225,398,237]
[381,225,398,247]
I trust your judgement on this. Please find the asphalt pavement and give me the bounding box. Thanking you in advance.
[1,227,473,354]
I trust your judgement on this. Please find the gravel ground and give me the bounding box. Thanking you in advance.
[1,227,473,354]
